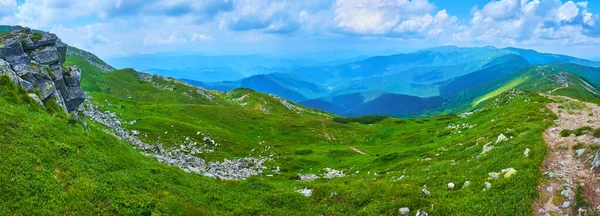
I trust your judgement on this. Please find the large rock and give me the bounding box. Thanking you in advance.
[63,66,85,111]
[0,37,30,65]
[30,46,59,65]
[0,59,19,83]
[0,27,85,112]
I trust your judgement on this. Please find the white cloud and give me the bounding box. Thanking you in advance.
[333,0,455,38]
[191,33,214,42]
[556,1,579,21]
[467,0,600,45]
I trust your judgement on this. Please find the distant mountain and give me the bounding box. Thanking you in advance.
[184,45,600,117]
[146,68,244,82]
[502,47,600,67]
[187,73,328,101]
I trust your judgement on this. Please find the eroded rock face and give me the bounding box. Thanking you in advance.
[0,27,85,112]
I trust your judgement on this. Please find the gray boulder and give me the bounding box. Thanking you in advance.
[0,59,19,82]
[33,33,58,48]
[30,46,59,65]
[56,41,67,64]
[0,37,30,65]
[416,210,429,216]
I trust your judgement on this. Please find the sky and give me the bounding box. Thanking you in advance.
[1,0,599,60]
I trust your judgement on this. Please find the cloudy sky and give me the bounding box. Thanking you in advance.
[1,0,599,59]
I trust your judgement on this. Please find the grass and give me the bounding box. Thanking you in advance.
[19,54,557,215]
[0,51,575,215]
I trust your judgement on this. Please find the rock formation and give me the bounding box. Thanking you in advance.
[0,26,85,112]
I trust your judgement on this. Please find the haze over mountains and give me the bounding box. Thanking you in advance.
[146,46,600,117]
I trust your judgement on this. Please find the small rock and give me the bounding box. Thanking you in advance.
[398,207,410,215]
[482,143,494,155]
[496,133,509,144]
[295,188,313,197]
[562,201,571,208]
[448,182,455,190]
[501,168,517,178]
[575,148,585,157]
[484,182,491,190]
[421,189,431,196]
[592,151,600,169]
[416,210,429,216]
[524,148,531,157]
[463,181,471,188]
[488,172,500,179]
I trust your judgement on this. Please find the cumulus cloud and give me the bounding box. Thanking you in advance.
[467,0,600,45]
[4,0,600,58]
[333,0,456,38]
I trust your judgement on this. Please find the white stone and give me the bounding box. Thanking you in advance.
[295,188,313,197]
[524,148,531,157]
[399,207,410,215]
[463,181,471,188]
[496,133,509,144]
[421,189,431,196]
[448,182,455,190]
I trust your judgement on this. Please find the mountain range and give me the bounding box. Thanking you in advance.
[191,46,600,117]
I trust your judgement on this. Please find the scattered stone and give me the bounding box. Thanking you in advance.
[84,102,269,180]
[463,181,471,188]
[592,151,600,169]
[496,133,509,144]
[484,182,491,190]
[421,189,431,196]
[481,143,494,155]
[561,189,575,201]
[501,168,517,178]
[575,148,585,157]
[295,188,313,197]
[448,182,455,190]
[398,207,410,215]
[416,210,429,216]
[524,148,531,157]
[298,174,319,181]
[562,201,571,208]
[488,172,500,179]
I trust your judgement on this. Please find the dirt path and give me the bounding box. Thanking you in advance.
[535,95,600,215]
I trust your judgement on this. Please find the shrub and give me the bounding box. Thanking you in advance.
[593,128,600,138]
[574,126,592,136]
[560,129,572,137]
[294,149,313,155]
[31,32,43,41]
[333,116,388,125]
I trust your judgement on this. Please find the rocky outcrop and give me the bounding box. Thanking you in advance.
[0,27,85,112]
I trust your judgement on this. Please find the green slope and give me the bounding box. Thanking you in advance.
[36,53,565,215]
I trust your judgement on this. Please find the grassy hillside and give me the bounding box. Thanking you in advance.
[22,53,567,215]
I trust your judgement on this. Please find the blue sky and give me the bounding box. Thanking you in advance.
[1,0,599,60]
